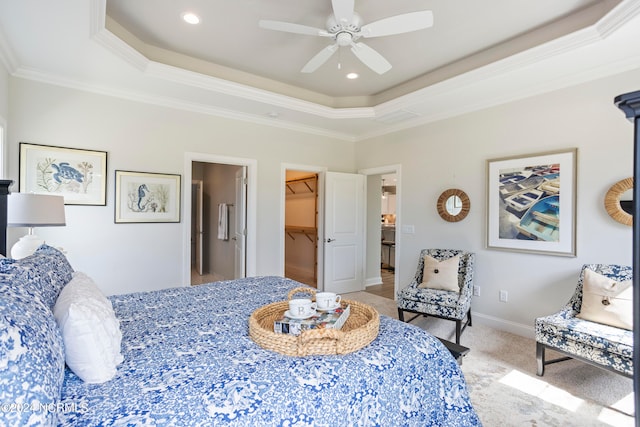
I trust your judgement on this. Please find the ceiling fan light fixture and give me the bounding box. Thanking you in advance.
[182,12,200,25]
[259,3,433,75]
[336,32,352,46]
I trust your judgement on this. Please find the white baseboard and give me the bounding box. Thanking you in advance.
[365,276,383,287]
[472,311,535,340]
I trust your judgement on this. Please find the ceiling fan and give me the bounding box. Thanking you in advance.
[259,0,433,75]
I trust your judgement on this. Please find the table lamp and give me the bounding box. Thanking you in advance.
[7,193,66,259]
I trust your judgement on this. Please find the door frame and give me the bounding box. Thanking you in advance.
[280,163,327,289]
[359,164,402,299]
[182,152,257,285]
[192,179,204,276]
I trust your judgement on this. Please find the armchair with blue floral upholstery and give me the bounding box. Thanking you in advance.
[397,249,475,345]
[535,264,633,378]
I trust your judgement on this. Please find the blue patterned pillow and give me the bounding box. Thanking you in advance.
[0,245,74,309]
[0,275,65,426]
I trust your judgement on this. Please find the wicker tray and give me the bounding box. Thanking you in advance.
[249,287,379,356]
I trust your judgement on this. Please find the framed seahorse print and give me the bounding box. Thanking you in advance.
[114,170,181,223]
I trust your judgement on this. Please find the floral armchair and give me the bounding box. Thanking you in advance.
[397,249,475,344]
[535,264,633,378]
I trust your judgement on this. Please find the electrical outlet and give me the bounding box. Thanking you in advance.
[473,286,480,296]
[499,290,508,302]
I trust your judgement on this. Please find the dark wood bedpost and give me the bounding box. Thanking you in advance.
[0,180,13,257]
[614,90,640,427]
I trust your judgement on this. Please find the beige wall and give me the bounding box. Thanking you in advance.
[354,67,640,335]
[7,78,356,296]
[0,63,7,177]
[6,65,640,337]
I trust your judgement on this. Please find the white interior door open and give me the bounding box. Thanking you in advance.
[234,167,247,279]
[194,180,204,276]
[323,172,365,293]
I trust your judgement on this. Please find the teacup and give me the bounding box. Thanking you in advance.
[289,298,316,317]
[315,292,341,310]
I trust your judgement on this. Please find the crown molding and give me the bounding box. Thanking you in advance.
[4,0,640,142]
[12,66,357,142]
[596,0,640,36]
[92,0,640,123]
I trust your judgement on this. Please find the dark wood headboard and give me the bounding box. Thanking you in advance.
[0,180,13,257]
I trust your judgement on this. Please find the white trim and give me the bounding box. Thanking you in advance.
[358,164,402,299]
[183,152,257,285]
[280,163,327,289]
[472,311,535,340]
[75,0,640,143]
[365,277,383,287]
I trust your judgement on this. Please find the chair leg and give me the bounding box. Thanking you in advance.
[397,308,404,322]
[467,309,472,327]
[455,320,462,344]
[536,342,545,376]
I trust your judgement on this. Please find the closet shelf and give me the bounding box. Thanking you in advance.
[286,176,317,195]
[285,226,317,242]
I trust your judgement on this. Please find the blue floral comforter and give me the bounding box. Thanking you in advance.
[58,276,480,426]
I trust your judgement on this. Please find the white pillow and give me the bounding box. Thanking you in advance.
[418,255,460,292]
[577,269,632,330]
[53,272,123,383]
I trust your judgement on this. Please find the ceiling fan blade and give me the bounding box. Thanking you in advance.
[259,20,329,37]
[350,42,392,74]
[359,10,434,38]
[301,44,339,73]
[331,0,354,26]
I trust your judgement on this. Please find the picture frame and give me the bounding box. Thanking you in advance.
[486,148,577,257]
[115,170,181,223]
[19,142,107,205]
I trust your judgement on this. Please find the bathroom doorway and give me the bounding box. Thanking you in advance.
[190,161,247,285]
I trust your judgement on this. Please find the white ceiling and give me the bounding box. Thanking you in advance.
[1,0,640,141]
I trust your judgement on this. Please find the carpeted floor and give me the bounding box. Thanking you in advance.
[344,291,635,427]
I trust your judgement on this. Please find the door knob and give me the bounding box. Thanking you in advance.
[326,238,335,243]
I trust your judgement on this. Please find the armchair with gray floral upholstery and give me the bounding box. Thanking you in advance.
[535,264,633,378]
[397,249,475,344]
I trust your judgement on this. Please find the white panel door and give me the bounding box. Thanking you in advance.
[234,167,247,279]
[324,172,365,293]
[193,180,204,276]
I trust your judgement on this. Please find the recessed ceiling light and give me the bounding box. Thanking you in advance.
[182,12,200,25]
[346,72,359,79]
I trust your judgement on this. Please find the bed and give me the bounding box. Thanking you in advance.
[1,246,481,426]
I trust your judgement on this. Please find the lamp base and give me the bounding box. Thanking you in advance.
[11,234,45,259]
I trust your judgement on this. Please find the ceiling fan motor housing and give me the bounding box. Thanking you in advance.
[326,13,362,34]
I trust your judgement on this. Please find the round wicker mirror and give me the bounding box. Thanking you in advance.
[437,189,470,222]
[604,177,633,226]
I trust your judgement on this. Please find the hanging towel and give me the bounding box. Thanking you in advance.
[217,203,228,240]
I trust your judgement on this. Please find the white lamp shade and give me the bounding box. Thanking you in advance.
[7,193,66,227]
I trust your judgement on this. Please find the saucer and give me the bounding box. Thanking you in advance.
[284,309,316,320]
[316,303,341,312]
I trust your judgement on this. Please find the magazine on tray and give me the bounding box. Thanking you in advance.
[274,305,350,336]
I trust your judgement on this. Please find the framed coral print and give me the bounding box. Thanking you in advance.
[19,142,107,205]
[486,148,577,257]
[115,170,181,223]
